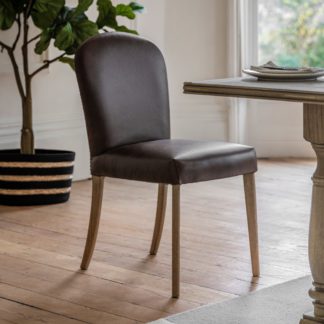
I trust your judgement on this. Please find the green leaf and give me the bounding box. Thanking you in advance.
[35,29,52,54]
[50,4,98,55]
[54,22,74,50]
[96,0,117,29]
[72,19,98,45]
[53,17,98,55]
[31,0,65,29]
[0,0,16,30]
[116,4,135,19]
[114,25,137,35]
[59,56,75,70]
[129,2,144,13]
[72,0,94,17]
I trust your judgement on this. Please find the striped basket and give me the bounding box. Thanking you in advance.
[0,149,75,206]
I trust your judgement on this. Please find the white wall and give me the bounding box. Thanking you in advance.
[138,0,229,141]
[246,100,314,157]
[0,0,230,180]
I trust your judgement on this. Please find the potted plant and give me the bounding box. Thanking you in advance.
[0,0,142,206]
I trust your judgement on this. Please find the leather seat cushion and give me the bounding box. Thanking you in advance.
[91,139,257,185]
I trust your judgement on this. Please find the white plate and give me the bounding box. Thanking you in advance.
[242,69,324,81]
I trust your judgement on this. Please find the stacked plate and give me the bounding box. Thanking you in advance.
[243,61,324,81]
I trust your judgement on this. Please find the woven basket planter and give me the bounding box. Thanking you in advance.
[0,149,75,206]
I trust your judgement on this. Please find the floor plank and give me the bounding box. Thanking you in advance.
[0,159,314,323]
[0,296,85,324]
[0,282,137,324]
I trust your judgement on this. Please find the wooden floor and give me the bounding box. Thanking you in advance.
[0,159,315,323]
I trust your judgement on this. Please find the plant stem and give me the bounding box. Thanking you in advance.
[0,16,30,153]
[12,16,21,50]
[21,9,34,155]
[0,41,11,52]
[27,33,41,45]
[0,20,25,100]
[30,53,65,78]
[7,50,25,100]
[21,96,34,155]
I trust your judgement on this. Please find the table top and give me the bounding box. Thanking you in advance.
[183,77,324,104]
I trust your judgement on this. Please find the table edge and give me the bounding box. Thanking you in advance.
[183,82,324,104]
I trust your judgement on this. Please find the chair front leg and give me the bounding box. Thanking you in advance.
[80,176,105,270]
[150,184,168,255]
[172,185,181,298]
[243,173,260,277]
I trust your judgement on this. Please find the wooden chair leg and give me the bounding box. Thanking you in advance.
[80,176,105,270]
[150,184,168,255]
[172,185,181,298]
[243,173,260,277]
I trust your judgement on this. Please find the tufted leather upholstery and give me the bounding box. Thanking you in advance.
[76,32,257,185]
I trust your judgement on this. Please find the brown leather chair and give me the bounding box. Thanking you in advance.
[75,32,259,298]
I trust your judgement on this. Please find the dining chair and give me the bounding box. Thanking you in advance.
[75,32,260,298]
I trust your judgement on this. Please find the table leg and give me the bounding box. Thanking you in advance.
[301,104,324,324]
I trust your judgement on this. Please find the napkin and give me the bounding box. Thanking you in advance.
[250,61,324,74]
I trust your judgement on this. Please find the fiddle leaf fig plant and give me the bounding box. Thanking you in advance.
[0,0,143,155]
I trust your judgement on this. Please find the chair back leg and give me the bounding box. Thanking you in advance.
[243,173,260,277]
[172,185,181,298]
[150,184,168,255]
[81,176,105,270]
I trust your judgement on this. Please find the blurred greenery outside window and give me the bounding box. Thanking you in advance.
[258,0,324,67]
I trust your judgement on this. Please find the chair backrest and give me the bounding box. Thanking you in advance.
[75,32,171,157]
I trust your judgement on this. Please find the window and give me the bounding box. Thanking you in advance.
[258,0,324,67]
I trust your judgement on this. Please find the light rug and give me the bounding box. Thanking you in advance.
[148,276,313,324]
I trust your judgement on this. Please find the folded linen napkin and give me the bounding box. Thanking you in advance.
[250,61,324,74]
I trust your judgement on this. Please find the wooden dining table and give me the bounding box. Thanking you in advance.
[184,77,324,324]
